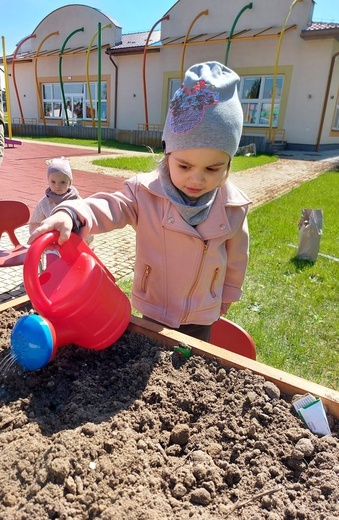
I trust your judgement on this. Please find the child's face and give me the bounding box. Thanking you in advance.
[48,172,71,195]
[167,148,230,200]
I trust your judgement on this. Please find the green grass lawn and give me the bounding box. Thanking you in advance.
[230,154,278,172]
[11,134,337,388]
[120,170,339,390]
[227,170,338,390]
[92,151,277,172]
[17,135,152,153]
[16,135,278,172]
[92,154,163,172]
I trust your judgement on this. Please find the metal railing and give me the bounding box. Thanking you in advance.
[137,122,164,131]
[12,117,37,125]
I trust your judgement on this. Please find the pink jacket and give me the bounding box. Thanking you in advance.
[30,195,94,247]
[57,171,251,328]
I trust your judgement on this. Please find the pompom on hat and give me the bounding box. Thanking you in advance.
[47,157,73,182]
[162,61,243,158]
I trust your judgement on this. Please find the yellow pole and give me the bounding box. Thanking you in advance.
[142,15,170,130]
[34,32,59,125]
[268,0,303,141]
[1,36,12,138]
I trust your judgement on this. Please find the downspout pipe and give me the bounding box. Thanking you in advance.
[12,34,36,124]
[59,27,84,126]
[142,15,170,130]
[109,54,118,129]
[316,51,339,152]
[225,3,253,67]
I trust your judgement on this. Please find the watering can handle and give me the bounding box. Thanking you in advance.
[24,231,73,308]
[24,231,90,307]
[24,231,116,309]
[23,231,58,307]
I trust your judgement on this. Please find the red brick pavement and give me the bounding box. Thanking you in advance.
[1,141,126,212]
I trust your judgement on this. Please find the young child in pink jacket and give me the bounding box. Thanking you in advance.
[29,157,80,236]
[29,157,93,265]
[29,61,251,342]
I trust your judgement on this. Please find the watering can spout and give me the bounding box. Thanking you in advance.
[11,231,131,370]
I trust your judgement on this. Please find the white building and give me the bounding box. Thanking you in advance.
[1,0,339,151]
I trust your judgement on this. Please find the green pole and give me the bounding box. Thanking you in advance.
[59,28,84,126]
[225,3,253,66]
[97,22,102,153]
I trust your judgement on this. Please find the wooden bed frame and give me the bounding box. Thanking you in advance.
[2,295,339,419]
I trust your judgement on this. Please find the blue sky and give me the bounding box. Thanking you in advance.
[1,0,337,55]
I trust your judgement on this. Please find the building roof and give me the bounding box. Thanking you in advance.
[300,21,339,40]
[0,45,110,64]
[3,19,339,64]
[106,25,302,55]
[106,20,339,55]
[106,31,161,55]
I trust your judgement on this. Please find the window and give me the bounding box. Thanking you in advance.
[42,81,107,121]
[168,79,181,105]
[239,75,284,127]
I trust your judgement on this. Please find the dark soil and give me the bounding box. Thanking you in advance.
[0,308,338,520]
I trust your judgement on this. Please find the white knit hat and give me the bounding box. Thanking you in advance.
[47,157,73,182]
[162,61,243,158]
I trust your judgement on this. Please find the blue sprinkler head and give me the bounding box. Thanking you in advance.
[11,314,55,371]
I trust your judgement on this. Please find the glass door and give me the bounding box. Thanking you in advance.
[64,95,83,121]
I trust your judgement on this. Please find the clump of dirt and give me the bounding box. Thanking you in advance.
[0,308,338,519]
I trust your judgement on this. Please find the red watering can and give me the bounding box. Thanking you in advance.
[11,231,131,371]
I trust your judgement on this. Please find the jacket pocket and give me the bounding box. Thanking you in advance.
[210,268,220,298]
[141,264,152,293]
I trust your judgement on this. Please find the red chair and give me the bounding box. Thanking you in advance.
[0,200,30,267]
[210,317,256,360]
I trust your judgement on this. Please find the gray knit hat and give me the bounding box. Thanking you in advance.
[162,61,243,158]
[47,157,73,182]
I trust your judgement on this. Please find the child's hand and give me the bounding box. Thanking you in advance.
[28,211,73,246]
[221,303,231,315]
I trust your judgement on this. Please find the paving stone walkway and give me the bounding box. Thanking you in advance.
[1,140,338,303]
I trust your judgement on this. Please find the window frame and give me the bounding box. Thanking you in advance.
[239,74,284,128]
[332,94,339,131]
[42,81,107,121]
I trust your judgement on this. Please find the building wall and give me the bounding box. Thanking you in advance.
[7,5,119,126]
[161,0,313,40]
[3,0,339,149]
[113,0,339,148]
[20,5,120,53]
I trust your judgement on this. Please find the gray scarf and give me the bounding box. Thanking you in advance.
[159,167,217,226]
[45,185,80,204]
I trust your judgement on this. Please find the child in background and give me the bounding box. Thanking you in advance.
[29,61,251,341]
[29,157,93,265]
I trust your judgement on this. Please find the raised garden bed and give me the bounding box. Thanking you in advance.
[0,299,338,519]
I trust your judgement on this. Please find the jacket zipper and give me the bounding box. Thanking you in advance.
[182,242,208,323]
[141,264,151,293]
[210,267,220,298]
